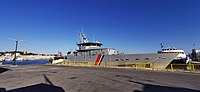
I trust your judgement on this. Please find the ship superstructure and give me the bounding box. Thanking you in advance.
[67,32,118,56]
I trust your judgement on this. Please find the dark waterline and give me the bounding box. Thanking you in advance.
[2,60,48,65]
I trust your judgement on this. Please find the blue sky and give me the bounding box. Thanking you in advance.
[0,0,200,54]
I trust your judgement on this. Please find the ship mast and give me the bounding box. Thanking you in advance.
[79,32,88,43]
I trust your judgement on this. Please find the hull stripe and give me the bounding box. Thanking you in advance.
[95,54,104,66]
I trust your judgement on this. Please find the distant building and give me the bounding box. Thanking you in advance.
[23,51,28,54]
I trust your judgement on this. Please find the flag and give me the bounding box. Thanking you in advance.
[161,43,163,48]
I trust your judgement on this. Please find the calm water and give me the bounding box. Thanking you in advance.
[2,60,49,65]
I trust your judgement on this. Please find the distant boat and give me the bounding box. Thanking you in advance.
[52,52,64,64]
[3,53,24,61]
[52,58,64,64]
[15,56,23,61]
[4,53,13,61]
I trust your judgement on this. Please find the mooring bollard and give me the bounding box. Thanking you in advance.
[171,64,173,72]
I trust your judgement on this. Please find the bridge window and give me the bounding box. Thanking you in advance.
[135,58,139,60]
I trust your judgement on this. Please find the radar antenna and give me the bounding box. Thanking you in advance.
[79,32,88,43]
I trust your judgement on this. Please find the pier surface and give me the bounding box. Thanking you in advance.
[0,65,200,92]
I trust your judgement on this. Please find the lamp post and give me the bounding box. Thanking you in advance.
[8,38,25,65]
[13,40,19,65]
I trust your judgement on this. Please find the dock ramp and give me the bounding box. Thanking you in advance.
[149,53,179,69]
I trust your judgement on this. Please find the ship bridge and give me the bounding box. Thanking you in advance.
[77,42,103,47]
[77,42,103,50]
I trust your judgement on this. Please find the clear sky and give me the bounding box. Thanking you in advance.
[0,0,200,54]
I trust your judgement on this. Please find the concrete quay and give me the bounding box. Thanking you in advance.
[0,65,200,92]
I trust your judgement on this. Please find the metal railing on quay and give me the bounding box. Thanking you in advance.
[55,61,200,73]
[132,63,152,70]
[165,64,200,72]
[56,61,151,69]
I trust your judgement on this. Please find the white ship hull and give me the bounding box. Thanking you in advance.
[52,59,64,64]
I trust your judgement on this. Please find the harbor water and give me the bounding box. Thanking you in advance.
[1,60,48,65]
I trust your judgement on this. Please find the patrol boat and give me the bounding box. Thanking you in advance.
[64,32,178,68]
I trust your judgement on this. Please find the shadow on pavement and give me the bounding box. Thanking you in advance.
[0,74,65,92]
[130,80,200,92]
[0,68,10,74]
[43,74,54,86]
[5,83,65,92]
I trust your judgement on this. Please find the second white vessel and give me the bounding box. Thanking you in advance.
[158,47,189,64]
